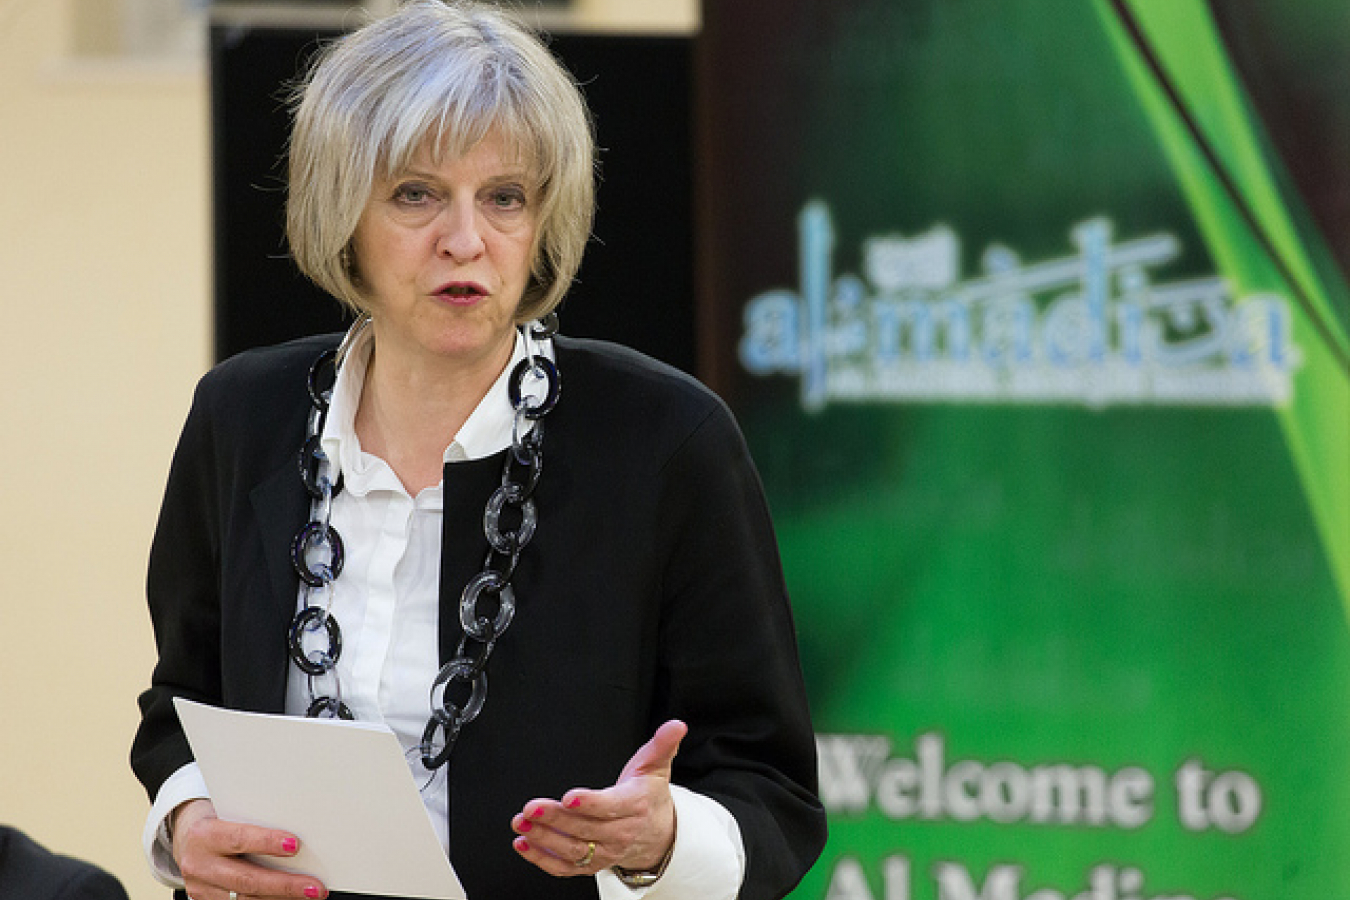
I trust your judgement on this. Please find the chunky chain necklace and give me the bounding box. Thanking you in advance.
[288,314,562,771]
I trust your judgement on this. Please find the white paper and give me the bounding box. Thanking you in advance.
[174,698,467,900]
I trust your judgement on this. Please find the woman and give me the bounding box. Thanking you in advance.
[131,2,826,899]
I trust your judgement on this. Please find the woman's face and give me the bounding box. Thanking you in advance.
[351,130,538,375]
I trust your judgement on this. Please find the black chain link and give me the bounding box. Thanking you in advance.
[419,355,558,768]
[285,319,561,774]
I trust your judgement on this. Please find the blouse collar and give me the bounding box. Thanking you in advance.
[320,325,554,496]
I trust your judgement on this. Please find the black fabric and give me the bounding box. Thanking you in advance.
[132,335,826,900]
[0,827,130,900]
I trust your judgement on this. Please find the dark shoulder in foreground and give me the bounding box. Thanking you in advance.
[0,826,130,900]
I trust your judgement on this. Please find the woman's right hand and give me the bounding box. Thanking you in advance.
[172,799,328,900]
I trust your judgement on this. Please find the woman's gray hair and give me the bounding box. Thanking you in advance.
[286,0,595,321]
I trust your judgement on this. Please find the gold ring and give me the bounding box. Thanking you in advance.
[576,840,596,867]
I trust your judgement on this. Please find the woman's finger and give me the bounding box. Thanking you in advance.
[176,807,326,900]
[191,816,302,860]
[512,831,611,878]
[615,719,687,783]
[510,721,683,879]
[183,852,328,900]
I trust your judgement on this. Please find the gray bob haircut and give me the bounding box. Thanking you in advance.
[286,0,595,321]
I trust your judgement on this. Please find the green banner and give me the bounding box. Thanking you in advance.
[698,1,1350,898]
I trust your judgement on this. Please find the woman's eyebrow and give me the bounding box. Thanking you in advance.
[388,166,531,184]
[482,171,531,185]
[389,166,440,182]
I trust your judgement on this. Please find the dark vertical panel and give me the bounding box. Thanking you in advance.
[547,34,695,374]
[693,0,814,398]
[211,24,349,361]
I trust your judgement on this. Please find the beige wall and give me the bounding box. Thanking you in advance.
[0,1,692,897]
[0,0,209,897]
[573,0,697,29]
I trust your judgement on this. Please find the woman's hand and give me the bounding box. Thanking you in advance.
[510,720,688,878]
[172,798,328,900]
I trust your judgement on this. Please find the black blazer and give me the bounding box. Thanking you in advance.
[131,335,826,900]
[0,827,130,900]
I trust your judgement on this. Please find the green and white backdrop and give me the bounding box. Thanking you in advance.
[696,1,1350,898]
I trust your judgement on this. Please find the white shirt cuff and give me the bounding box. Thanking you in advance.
[142,762,211,888]
[595,785,745,900]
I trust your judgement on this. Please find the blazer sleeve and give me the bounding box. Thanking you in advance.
[654,399,828,900]
[130,373,226,802]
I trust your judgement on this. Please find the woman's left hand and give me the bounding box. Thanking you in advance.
[511,719,687,877]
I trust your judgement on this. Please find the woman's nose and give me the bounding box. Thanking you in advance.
[437,203,485,261]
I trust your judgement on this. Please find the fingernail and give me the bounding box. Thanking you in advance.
[529,806,545,819]
[565,796,581,809]
[304,887,321,899]
[515,838,531,853]
[518,820,533,833]
[282,837,298,853]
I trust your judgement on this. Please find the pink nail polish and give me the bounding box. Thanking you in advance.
[529,806,545,819]
[282,837,298,853]
[519,820,533,833]
[304,887,321,899]
[565,797,581,809]
[516,838,531,852]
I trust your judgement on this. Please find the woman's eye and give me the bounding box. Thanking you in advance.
[489,187,526,211]
[393,184,434,204]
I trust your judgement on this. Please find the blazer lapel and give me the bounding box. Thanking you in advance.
[242,459,312,712]
[438,453,510,663]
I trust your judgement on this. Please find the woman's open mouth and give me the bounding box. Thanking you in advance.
[435,281,488,304]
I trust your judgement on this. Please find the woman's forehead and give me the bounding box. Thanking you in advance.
[386,126,539,180]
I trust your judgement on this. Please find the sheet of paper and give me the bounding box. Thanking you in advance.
[174,698,467,900]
